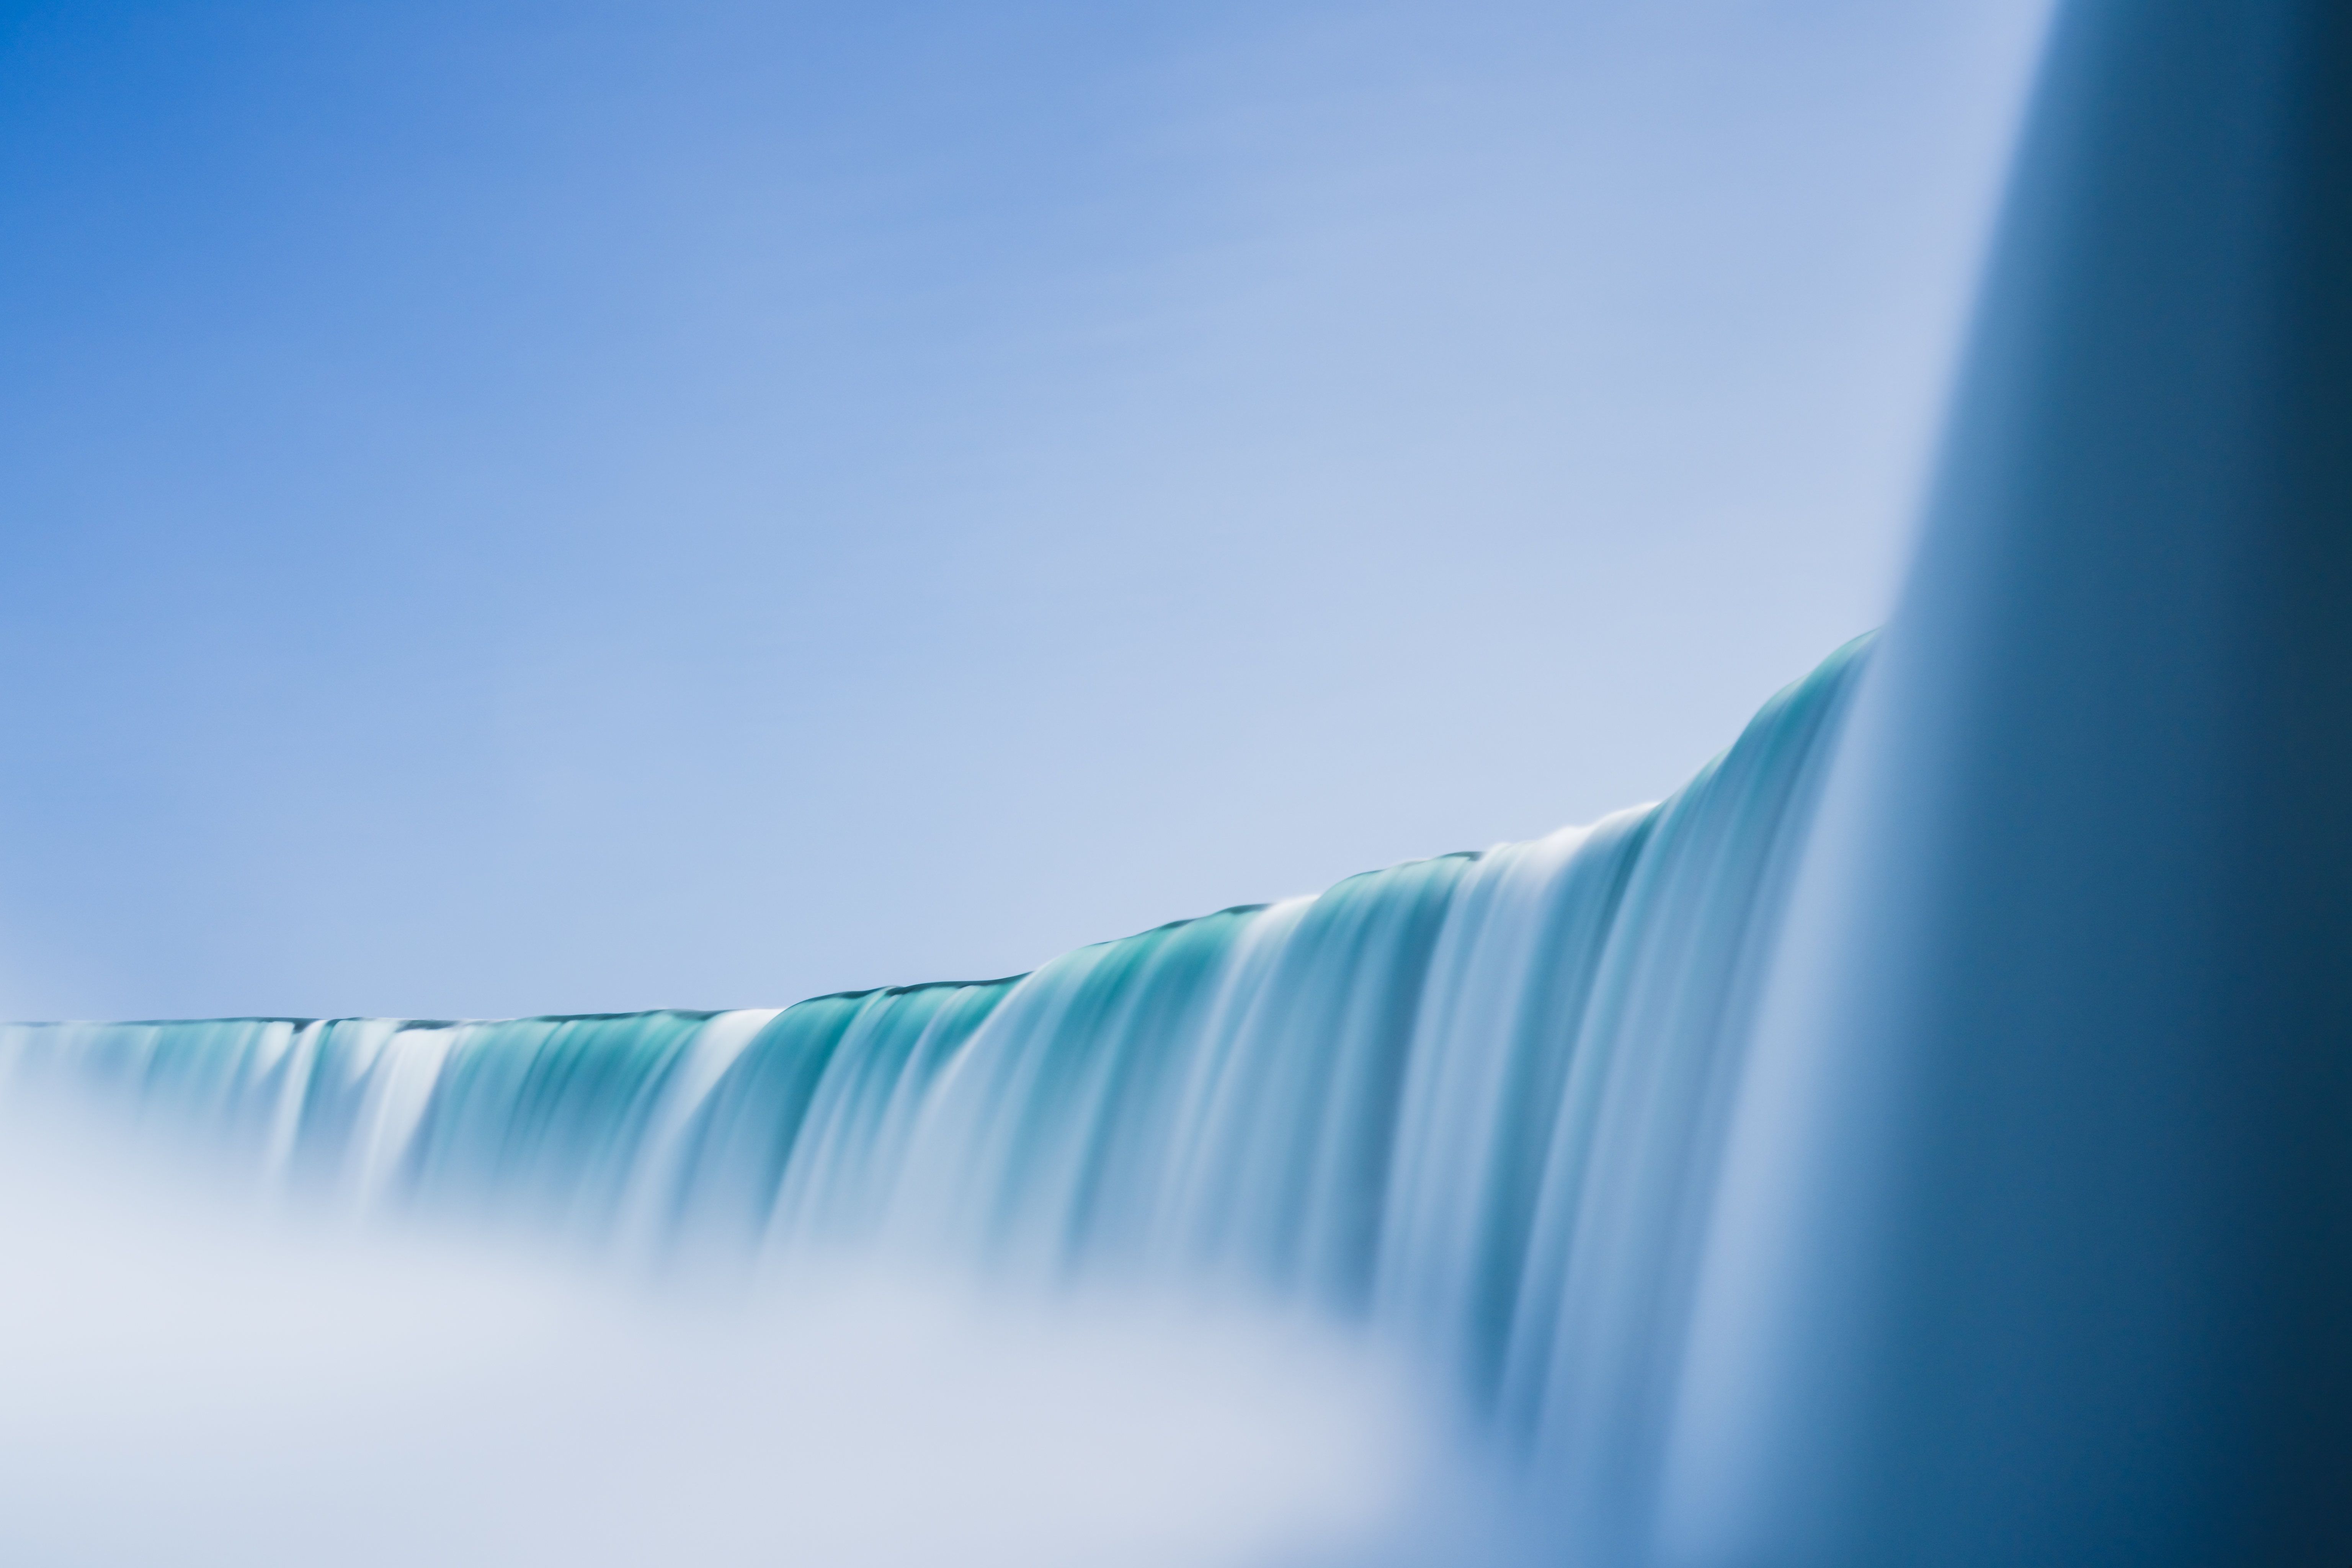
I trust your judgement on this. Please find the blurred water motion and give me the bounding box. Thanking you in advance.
[0,643,1864,1565]
[13,2,2352,1561]
[0,1101,1464,1568]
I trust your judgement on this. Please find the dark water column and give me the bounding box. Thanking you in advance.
[1664,2,2352,1563]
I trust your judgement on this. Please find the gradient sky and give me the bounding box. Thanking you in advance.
[0,0,2051,1021]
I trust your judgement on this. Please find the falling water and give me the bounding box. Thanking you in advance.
[0,639,1869,1476]
[16,3,2352,1561]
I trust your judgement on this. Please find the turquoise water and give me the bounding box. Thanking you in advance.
[16,7,2352,1561]
[0,637,1869,1458]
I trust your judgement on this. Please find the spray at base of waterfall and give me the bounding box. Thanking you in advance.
[0,1095,1526,1568]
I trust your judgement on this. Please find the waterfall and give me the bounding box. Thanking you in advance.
[0,637,1868,1468]
[18,3,2352,1558]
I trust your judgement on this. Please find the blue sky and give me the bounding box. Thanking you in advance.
[0,0,2049,1021]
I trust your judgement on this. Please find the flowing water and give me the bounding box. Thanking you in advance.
[0,639,1870,1484]
[22,8,2352,1559]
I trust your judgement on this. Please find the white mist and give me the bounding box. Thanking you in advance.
[0,1107,1460,1568]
